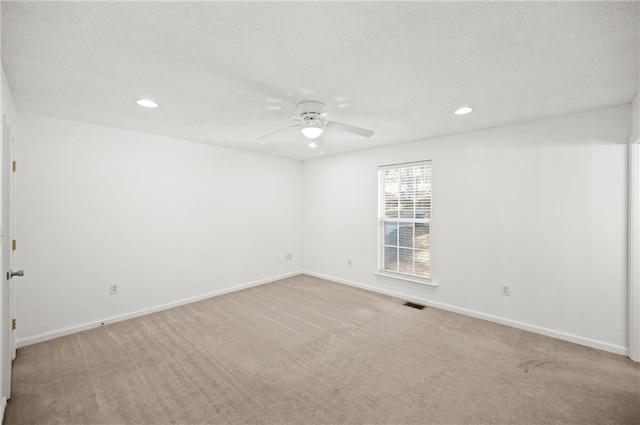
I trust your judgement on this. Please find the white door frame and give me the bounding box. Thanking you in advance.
[0,113,12,408]
[1,114,14,400]
[629,140,640,362]
[5,126,15,362]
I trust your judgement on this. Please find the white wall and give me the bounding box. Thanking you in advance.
[11,105,633,356]
[632,94,639,142]
[303,105,630,354]
[14,112,303,345]
[1,71,15,132]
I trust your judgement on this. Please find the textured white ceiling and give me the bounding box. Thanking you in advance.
[2,1,639,160]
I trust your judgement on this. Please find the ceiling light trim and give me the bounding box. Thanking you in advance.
[454,106,474,115]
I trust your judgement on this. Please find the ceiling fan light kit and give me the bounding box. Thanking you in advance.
[298,101,326,139]
[258,100,374,141]
[300,125,324,139]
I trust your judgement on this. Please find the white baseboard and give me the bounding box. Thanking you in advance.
[17,270,628,357]
[302,271,629,357]
[17,271,303,348]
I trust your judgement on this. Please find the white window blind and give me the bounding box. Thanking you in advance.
[378,161,432,282]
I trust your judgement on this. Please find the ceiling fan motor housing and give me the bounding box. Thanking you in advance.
[297,101,326,125]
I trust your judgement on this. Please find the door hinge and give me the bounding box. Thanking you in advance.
[12,161,16,172]
[11,239,16,251]
[11,319,16,331]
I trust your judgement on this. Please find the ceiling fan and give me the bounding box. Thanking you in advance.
[258,101,374,141]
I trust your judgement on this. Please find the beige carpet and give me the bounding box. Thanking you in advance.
[4,274,640,424]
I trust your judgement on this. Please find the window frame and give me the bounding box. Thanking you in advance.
[377,160,435,286]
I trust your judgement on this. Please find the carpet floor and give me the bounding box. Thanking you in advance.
[4,274,640,424]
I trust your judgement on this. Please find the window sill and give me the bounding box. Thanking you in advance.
[374,271,438,287]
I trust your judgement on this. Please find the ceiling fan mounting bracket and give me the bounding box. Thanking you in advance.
[297,101,326,115]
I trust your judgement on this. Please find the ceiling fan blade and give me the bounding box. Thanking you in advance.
[257,124,302,140]
[326,121,374,138]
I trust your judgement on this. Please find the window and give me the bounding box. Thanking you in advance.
[378,161,432,283]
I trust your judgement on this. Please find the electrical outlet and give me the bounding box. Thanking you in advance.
[347,258,352,266]
[109,284,119,295]
[501,285,510,296]
[284,253,292,261]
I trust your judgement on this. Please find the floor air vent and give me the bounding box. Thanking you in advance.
[403,302,425,310]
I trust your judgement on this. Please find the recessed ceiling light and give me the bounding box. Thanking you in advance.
[454,106,474,115]
[136,99,159,108]
[308,142,319,148]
